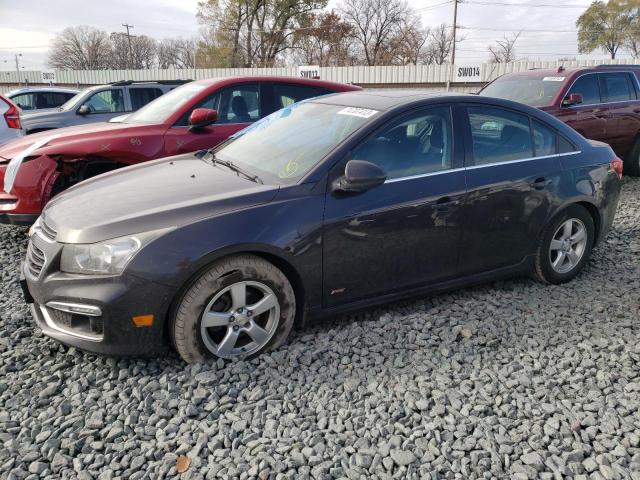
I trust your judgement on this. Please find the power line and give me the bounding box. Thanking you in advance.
[465,1,588,7]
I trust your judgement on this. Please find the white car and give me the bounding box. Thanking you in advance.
[6,87,79,113]
[0,96,23,146]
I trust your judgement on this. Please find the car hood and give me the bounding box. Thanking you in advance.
[44,153,279,244]
[0,122,154,160]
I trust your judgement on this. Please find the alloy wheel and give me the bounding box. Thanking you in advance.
[548,218,587,274]
[200,280,280,359]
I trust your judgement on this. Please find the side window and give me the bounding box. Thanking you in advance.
[468,107,533,165]
[64,92,78,101]
[175,91,220,127]
[272,84,323,109]
[532,120,557,157]
[600,72,633,102]
[567,75,600,105]
[129,88,163,110]
[217,84,260,124]
[351,106,453,180]
[11,93,37,111]
[37,92,69,109]
[83,89,125,113]
[558,135,578,154]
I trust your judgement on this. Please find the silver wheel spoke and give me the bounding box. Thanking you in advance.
[249,293,277,316]
[246,321,270,344]
[562,221,573,240]
[202,311,231,328]
[570,228,585,244]
[552,252,566,269]
[230,283,246,309]
[216,329,239,357]
[567,249,580,266]
[550,239,563,251]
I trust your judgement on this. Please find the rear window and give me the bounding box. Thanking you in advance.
[480,76,565,107]
[600,72,635,102]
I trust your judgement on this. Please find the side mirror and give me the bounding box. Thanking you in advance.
[77,105,90,115]
[332,160,387,193]
[189,108,218,131]
[563,93,583,107]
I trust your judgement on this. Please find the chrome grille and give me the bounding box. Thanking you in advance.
[40,217,57,241]
[26,241,46,277]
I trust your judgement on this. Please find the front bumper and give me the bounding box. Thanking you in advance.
[23,247,176,356]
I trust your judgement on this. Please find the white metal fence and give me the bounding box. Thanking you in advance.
[1,58,638,91]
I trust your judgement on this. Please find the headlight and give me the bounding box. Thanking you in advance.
[60,230,166,275]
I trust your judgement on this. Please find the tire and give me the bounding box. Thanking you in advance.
[533,205,595,284]
[173,254,296,363]
[625,136,640,177]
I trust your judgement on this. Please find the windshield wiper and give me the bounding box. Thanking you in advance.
[198,150,263,184]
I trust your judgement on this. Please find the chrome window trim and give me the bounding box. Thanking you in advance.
[383,151,582,183]
[564,70,640,107]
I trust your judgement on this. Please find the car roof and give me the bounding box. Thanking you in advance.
[309,90,474,110]
[189,75,361,91]
[495,65,640,80]
[7,87,80,95]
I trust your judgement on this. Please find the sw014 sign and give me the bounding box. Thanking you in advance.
[454,65,482,82]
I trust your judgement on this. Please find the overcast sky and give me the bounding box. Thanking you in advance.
[0,0,627,71]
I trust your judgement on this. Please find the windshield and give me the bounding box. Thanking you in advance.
[58,89,89,111]
[124,83,206,124]
[480,76,565,107]
[215,102,375,184]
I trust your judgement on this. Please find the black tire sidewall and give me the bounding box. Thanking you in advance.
[173,255,296,363]
[537,205,595,284]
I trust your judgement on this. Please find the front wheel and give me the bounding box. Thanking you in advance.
[533,205,595,284]
[173,255,296,363]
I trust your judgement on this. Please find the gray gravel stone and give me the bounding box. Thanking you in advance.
[1,178,640,479]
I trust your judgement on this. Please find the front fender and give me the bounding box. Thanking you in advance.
[0,155,59,214]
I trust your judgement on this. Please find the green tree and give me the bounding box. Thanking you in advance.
[577,0,635,59]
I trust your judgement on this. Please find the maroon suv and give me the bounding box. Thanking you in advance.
[480,65,640,175]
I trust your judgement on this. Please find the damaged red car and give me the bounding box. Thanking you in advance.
[0,76,360,224]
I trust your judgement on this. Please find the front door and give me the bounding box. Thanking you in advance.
[558,73,609,144]
[322,105,466,307]
[164,83,261,157]
[74,88,127,125]
[458,105,564,275]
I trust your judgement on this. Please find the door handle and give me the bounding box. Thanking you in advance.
[530,177,551,190]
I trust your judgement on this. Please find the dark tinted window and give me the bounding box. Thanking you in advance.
[129,87,163,110]
[175,91,221,126]
[10,93,37,110]
[532,120,556,157]
[567,75,600,105]
[272,84,323,109]
[37,92,71,109]
[351,106,453,179]
[600,72,633,102]
[468,107,533,165]
[558,135,578,154]
[217,84,260,124]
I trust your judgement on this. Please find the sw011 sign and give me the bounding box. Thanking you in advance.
[454,65,482,82]
[41,70,56,84]
[298,65,320,79]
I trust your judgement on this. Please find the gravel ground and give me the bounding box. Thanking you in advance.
[1,179,639,480]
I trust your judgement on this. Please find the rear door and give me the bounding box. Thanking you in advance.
[559,73,609,144]
[458,105,564,275]
[164,83,261,156]
[322,105,466,306]
[598,71,640,156]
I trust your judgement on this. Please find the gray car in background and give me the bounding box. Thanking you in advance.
[20,80,190,134]
[6,87,80,113]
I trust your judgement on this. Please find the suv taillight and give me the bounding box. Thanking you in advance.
[610,157,623,179]
[1,96,21,129]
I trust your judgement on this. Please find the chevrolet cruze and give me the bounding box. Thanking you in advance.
[21,91,622,362]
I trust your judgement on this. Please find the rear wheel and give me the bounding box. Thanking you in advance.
[625,136,640,176]
[533,205,595,284]
[173,255,296,363]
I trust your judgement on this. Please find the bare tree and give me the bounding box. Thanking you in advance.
[110,33,158,69]
[488,32,521,63]
[340,0,411,66]
[157,38,197,68]
[292,11,355,66]
[385,18,429,65]
[425,24,453,65]
[48,26,112,70]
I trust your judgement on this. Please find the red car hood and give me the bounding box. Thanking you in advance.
[0,122,157,160]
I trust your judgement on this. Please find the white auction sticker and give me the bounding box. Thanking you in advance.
[337,107,378,119]
[543,76,565,82]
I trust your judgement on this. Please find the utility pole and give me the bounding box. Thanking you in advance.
[14,53,22,87]
[122,23,135,69]
[446,0,459,92]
